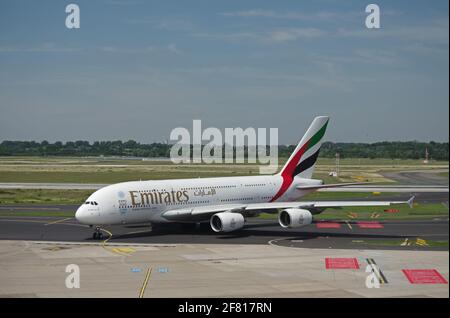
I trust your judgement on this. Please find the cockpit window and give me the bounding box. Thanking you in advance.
[85,201,90,205]
[85,201,98,205]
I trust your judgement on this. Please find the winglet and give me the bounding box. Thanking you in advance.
[407,196,415,209]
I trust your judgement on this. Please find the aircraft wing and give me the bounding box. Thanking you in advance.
[162,196,414,221]
[295,181,374,190]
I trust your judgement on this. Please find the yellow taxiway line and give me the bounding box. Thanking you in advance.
[138,267,152,298]
[100,228,135,256]
[44,217,73,226]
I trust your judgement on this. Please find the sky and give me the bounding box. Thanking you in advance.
[0,0,448,144]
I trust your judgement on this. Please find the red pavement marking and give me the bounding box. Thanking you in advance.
[384,209,399,213]
[316,222,341,229]
[325,258,360,269]
[357,221,384,229]
[402,269,448,284]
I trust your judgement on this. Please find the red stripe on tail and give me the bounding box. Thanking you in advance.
[270,141,310,202]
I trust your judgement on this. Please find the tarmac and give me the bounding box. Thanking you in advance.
[0,216,448,251]
[0,240,447,297]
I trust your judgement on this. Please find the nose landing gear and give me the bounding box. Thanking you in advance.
[92,226,104,240]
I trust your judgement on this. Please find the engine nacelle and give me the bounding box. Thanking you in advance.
[210,212,245,233]
[278,209,312,228]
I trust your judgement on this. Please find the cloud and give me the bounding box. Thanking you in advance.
[265,28,325,42]
[191,32,258,41]
[156,19,195,31]
[220,9,394,21]
[192,28,325,43]
[98,44,182,55]
[0,42,81,53]
[173,65,358,93]
[314,49,401,67]
[220,9,337,20]
[221,9,284,18]
[353,49,399,65]
[337,20,449,44]
[167,43,181,54]
[402,42,449,56]
[99,46,153,53]
[104,0,143,5]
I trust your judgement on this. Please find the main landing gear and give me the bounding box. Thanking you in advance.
[92,226,104,240]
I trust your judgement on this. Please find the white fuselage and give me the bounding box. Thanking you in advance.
[75,175,322,225]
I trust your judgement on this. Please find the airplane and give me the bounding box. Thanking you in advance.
[75,116,414,239]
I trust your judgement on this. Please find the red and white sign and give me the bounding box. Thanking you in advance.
[325,258,360,269]
[357,221,384,229]
[316,222,341,229]
[384,209,399,213]
[402,269,448,284]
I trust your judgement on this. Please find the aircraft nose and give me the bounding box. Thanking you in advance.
[75,206,88,224]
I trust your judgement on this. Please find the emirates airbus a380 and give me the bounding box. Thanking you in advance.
[75,116,413,239]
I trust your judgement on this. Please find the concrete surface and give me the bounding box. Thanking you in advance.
[0,240,447,298]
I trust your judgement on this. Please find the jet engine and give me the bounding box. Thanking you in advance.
[210,212,245,233]
[278,209,312,228]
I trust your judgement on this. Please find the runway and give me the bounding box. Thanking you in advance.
[0,191,448,250]
[0,215,447,251]
[382,170,448,186]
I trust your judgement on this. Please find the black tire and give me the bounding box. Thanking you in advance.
[98,233,103,239]
[93,232,98,240]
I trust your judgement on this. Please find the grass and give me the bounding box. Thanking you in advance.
[0,167,431,184]
[0,211,75,217]
[438,171,449,178]
[0,189,401,205]
[0,157,447,221]
[0,156,447,184]
[259,202,448,221]
[0,163,265,183]
[315,157,448,166]
[1,156,447,166]
[0,189,447,221]
[0,169,260,183]
[2,202,446,220]
[300,191,396,200]
[0,189,93,204]
[1,202,447,220]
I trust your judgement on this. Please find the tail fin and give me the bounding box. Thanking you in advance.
[279,116,329,179]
